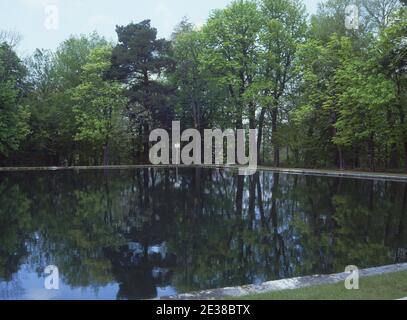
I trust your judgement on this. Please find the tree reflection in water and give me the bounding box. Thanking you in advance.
[0,168,406,299]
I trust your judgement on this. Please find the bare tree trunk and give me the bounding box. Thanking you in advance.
[271,107,280,167]
[387,108,399,168]
[54,152,59,166]
[257,108,266,165]
[404,141,407,172]
[354,144,360,169]
[143,122,150,163]
[337,146,344,170]
[103,136,110,166]
[103,145,109,166]
[369,135,375,172]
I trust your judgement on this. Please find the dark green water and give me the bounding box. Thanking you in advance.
[0,168,406,300]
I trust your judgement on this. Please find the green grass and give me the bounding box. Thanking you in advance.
[233,271,407,300]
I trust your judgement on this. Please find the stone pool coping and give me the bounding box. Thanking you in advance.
[159,263,407,300]
[0,164,406,182]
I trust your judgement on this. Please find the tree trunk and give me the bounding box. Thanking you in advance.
[103,137,110,166]
[354,145,360,169]
[271,107,280,167]
[404,141,407,172]
[142,69,151,164]
[400,108,407,171]
[257,108,266,165]
[387,108,399,168]
[369,135,375,172]
[337,146,344,170]
[143,122,150,163]
[54,152,59,166]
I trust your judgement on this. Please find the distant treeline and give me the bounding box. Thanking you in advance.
[0,0,406,171]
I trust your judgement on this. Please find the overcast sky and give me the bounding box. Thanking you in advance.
[1,0,321,55]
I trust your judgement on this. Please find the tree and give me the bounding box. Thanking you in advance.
[72,45,128,165]
[22,33,108,166]
[0,30,22,48]
[21,49,58,164]
[0,43,30,160]
[294,34,398,170]
[111,20,174,161]
[201,0,261,132]
[289,0,402,170]
[362,0,401,30]
[310,0,364,43]
[378,6,407,169]
[171,19,224,132]
[333,51,396,171]
[257,0,307,165]
[294,37,341,168]
[53,34,108,165]
[0,0,405,171]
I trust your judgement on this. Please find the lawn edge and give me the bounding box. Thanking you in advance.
[158,263,407,300]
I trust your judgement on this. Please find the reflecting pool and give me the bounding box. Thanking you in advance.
[0,168,406,300]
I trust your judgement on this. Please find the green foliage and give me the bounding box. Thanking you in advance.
[0,0,406,171]
[293,19,405,169]
[333,57,396,147]
[171,19,224,129]
[201,0,261,128]
[20,34,112,165]
[111,20,174,160]
[0,43,30,157]
[72,45,128,163]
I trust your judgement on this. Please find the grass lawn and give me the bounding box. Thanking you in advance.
[233,271,407,300]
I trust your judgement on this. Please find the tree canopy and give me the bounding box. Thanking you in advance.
[0,0,406,171]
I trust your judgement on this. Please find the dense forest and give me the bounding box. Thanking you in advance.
[0,0,406,171]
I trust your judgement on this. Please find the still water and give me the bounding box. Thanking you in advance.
[0,168,406,300]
